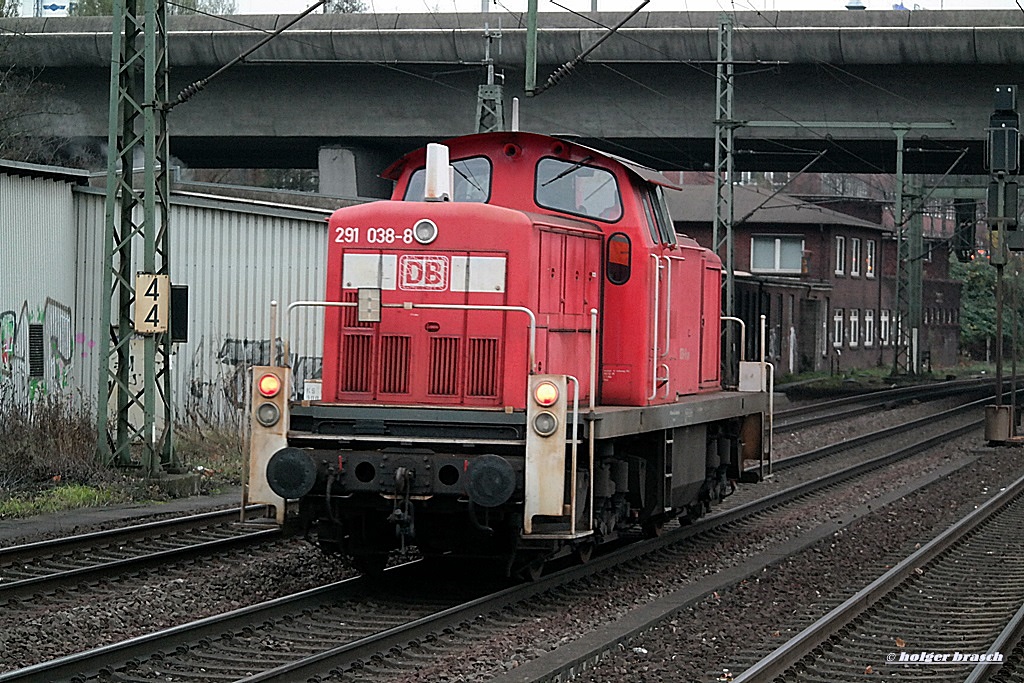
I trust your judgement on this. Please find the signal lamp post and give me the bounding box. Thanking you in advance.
[984,85,1021,443]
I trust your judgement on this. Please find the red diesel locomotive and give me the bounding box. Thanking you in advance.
[247,131,770,577]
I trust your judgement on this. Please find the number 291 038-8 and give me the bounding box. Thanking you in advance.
[335,227,414,245]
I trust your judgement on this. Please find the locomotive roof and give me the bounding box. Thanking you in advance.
[381,131,681,191]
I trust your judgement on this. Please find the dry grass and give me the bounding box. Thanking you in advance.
[0,390,103,492]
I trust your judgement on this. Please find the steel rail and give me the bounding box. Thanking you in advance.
[0,574,383,683]
[1,405,984,683]
[769,393,991,473]
[0,506,265,561]
[773,376,993,431]
[255,409,985,683]
[0,529,281,601]
[0,507,277,600]
[732,468,1024,683]
[964,601,1024,683]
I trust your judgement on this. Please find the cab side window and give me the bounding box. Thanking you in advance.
[639,189,660,244]
[649,186,676,246]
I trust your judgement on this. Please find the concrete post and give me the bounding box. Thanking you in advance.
[318,146,392,199]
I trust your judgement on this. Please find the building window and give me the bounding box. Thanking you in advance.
[880,309,890,346]
[835,236,846,275]
[833,308,844,347]
[851,238,861,277]
[849,309,860,347]
[866,240,876,279]
[750,235,804,274]
[865,309,875,347]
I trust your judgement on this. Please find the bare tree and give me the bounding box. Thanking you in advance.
[169,0,237,15]
[0,65,82,165]
[71,0,237,15]
[1,0,18,17]
[326,0,368,12]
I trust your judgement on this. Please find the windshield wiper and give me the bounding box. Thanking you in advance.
[452,163,484,194]
[540,155,593,187]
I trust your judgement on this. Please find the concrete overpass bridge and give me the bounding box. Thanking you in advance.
[1,10,1023,195]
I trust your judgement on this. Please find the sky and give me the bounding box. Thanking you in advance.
[20,0,1024,17]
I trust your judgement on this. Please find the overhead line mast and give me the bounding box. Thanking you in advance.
[96,0,174,474]
[97,0,328,475]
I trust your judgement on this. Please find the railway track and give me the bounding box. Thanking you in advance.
[733,469,1024,683]
[0,507,280,601]
[748,388,992,479]
[0,396,989,683]
[773,376,994,432]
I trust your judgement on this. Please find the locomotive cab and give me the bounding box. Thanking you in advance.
[247,132,770,576]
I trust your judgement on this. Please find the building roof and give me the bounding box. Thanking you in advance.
[665,183,884,231]
[0,158,91,184]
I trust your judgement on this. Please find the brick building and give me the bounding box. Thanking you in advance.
[665,183,961,376]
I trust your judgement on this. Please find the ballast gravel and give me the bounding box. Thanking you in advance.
[0,395,1009,679]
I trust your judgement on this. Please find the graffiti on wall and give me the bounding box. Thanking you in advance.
[0,298,89,402]
[183,335,322,426]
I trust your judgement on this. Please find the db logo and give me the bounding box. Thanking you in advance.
[399,255,448,291]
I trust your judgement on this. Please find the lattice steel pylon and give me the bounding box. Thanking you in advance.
[95,0,176,475]
[475,23,504,133]
[712,14,737,382]
[890,129,924,376]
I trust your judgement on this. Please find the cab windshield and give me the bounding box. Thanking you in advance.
[404,156,492,202]
[535,157,622,221]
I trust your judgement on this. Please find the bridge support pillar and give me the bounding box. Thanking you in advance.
[318,146,392,199]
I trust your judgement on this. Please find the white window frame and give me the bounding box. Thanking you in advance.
[834,236,846,275]
[880,309,890,347]
[749,235,805,275]
[851,238,861,277]
[865,309,875,347]
[833,308,844,348]
[866,240,876,279]
[849,308,860,347]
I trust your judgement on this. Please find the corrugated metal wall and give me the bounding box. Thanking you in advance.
[168,194,329,424]
[6,176,331,425]
[0,173,78,402]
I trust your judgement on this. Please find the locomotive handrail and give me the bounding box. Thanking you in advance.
[282,299,539,373]
[588,308,598,534]
[649,254,662,400]
[721,316,746,363]
[566,375,581,536]
[660,255,686,359]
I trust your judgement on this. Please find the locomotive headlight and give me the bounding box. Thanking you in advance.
[532,411,559,437]
[256,402,281,427]
[413,219,439,244]
[533,380,560,407]
[257,372,282,398]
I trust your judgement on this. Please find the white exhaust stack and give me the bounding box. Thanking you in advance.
[424,143,452,201]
